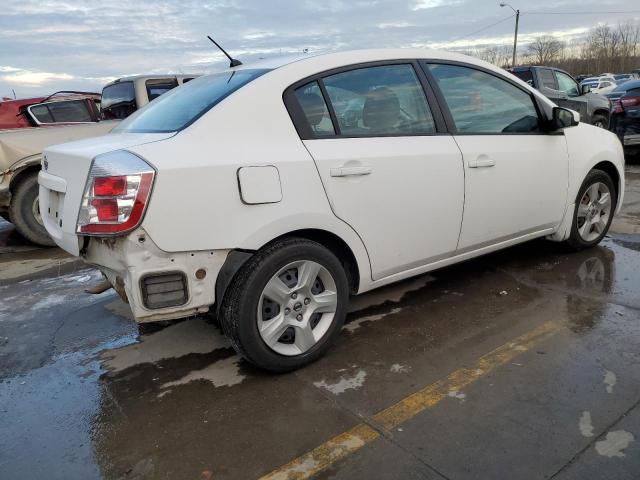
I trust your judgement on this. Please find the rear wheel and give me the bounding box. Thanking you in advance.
[220,238,349,372]
[8,172,55,246]
[566,169,616,250]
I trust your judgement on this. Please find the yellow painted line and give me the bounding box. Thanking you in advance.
[259,321,561,480]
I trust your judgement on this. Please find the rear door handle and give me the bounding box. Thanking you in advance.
[330,165,372,177]
[468,158,495,168]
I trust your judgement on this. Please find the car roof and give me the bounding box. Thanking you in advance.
[613,79,640,91]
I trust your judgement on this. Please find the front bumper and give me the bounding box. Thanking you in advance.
[84,229,230,323]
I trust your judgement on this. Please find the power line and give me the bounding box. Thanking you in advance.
[522,10,640,15]
[456,14,515,40]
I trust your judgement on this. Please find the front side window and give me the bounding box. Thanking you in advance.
[539,69,558,89]
[145,79,178,101]
[428,64,540,134]
[322,64,436,136]
[115,69,270,133]
[293,81,335,136]
[101,81,137,120]
[29,99,93,124]
[556,72,580,97]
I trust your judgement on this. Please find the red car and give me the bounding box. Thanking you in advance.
[0,91,101,130]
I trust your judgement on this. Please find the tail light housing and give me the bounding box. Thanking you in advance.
[77,150,155,234]
[612,99,624,114]
[621,96,640,108]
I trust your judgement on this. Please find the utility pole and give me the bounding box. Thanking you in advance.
[500,3,519,67]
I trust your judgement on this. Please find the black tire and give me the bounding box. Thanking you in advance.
[592,114,609,129]
[566,169,616,250]
[8,172,55,246]
[219,237,349,372]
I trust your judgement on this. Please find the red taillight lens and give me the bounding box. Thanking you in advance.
[612,99,624,114]
[621,96,640,108]
[91,198,119,222]
[77,151,155,235]
[93,176,127,196]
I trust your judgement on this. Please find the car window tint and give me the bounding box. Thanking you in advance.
[293,81,335,136]
[30,100,92,123]
[556,72,579,97]
[322,64,435,136]
[145,79,179,101]
[29,104,54,123]
[102,81,137,120]
[539,69,557,89]
[428,64,540,134]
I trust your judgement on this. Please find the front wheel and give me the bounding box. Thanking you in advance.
[566,169,616,250]
[592,114,609,129]
[220,238,349,372]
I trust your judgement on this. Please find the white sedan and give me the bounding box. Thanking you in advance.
[39,49,625,371]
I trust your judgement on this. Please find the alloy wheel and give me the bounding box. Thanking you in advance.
[576,182,612,242]
[257,260,338,356]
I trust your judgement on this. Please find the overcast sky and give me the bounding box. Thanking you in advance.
[1,0,639,98]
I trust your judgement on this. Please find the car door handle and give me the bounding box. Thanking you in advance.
[330,165,372,177]
[468,158,495,168]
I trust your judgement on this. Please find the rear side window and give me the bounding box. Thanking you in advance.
[29,99,93,124]
[115,69,270,133]
[539,69,558,89]
[145,79,178,101]
[428,64,540,134]
[322,64,435,136]
[293,81,335,136]
[511,70,533,85]
[102,81,137,120]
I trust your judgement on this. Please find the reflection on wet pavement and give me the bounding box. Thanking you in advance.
[1,228,640,478]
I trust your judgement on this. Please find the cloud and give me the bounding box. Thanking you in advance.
[0,0,638,97]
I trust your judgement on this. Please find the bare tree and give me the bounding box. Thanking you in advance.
[527,36,564,65]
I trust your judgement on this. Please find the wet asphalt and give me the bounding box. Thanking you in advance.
[1,165,639,480]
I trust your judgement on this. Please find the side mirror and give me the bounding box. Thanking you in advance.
[581,84,591,95]
[551,107,580,130]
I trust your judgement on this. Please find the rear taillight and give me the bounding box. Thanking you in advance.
[621,96,640,108]
[612,99,624,114]
[77,150,155,235]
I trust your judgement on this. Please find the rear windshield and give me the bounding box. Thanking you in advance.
[102,81,137,120]
[114,69,270,133]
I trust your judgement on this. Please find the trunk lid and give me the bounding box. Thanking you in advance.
[39,132,174,255]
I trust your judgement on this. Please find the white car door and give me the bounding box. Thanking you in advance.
[286,63,465,280]
[424,62,569,251]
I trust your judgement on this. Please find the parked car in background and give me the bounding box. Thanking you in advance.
[614,74,633,84]
[40,49,624,371]
[509,66,611,128]
[607,79,640,156]
[0,74,196,245]
[0,91,101,130]
[581,76,617,94]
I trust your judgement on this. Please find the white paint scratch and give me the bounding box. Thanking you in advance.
[344,308,402,332]
[579,411,594,437]
[595,430,634,458]
[604,371,617,394]
[314,370,367,395]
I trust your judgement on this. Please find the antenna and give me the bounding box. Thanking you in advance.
[207,36,243,67]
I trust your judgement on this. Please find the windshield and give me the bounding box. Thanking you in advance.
[114,69,270,133]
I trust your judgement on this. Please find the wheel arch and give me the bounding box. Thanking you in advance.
[592,160,621,207]
[9,163,41,194]
[215,228,366,316]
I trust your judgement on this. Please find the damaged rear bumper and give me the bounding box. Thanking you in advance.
[84,229,230,323]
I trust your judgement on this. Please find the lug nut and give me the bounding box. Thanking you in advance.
[304,298,310,305]
[285,308,291,314]
[291,292,298,299]
[296,314,303,321]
